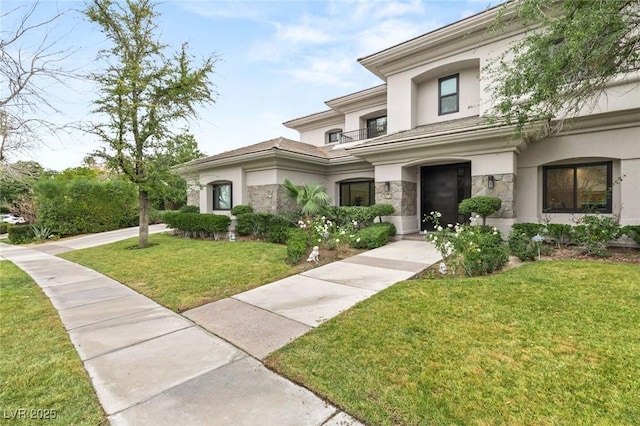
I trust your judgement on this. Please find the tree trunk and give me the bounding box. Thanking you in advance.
[139,190,149,248]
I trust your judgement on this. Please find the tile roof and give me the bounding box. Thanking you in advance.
[184,136,352,167]
[360,116,492,146]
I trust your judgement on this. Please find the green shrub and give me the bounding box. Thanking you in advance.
[148,208,163,225]
[512,223,546,238]
[163,212,230,240]
[369,204,395,222]
[458,196,502,226]
[621,225,640,245]
[267,215,295,244]
[572,214,621,257]
[286,228,309,264]
[179,205,200,213]
[35,177,138,236]
[352,226,390,249]
[0,223,8,234]
[453,227,508,276]
[545,223,572,248]
[333,206,376,229]
[234,213,254,236]
[230,205,254,216]
[508,230,538,261]
[370,222,396,237]
[8,225,34,244]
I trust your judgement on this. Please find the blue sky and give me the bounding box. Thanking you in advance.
[3,0,495,171]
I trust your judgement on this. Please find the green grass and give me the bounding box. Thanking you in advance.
[59,233,295,312]
[266,261,640,425]
[0,261,106,425]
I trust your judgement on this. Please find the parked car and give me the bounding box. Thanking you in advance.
[0,214,26,224]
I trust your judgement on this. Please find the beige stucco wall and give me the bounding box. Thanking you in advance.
[415,66,480,126]
[516,126,640,225]
[299,123,345,146]
[197,166,244,214]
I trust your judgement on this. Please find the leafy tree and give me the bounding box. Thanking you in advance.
[85,0,216,248]
[282,178,332,217]
[486,0,639,136]
[148,132,205,210]
[0,161,48,221]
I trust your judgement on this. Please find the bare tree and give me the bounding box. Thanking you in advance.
[0,1,76,172]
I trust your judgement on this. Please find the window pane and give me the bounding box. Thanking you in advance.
[213,183,231,210]
[440,94,458,114]
[340,181,373,206]
[546,168,574,210]
[577,165,607,210]
[440,77,457,95]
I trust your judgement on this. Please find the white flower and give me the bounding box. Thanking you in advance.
[437,226,443,232]
[433,236,438,241]
[356,237,361,243]
[321,216,326,220]
[493,231,498,235]
[335,239,340,243]
[477,248,481,252]
[318,239,322,242]
[447,224,453,228]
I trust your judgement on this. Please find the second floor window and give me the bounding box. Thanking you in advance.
[366,116,387,139]
[439,74,459,115]
[327,131,340,144]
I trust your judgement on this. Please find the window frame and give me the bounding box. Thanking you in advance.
[212,182,232,211]
[365,116,387,139]
[339,180,375,207]
[327,131,341,144]
[438,73,459,115]
[542,161,612,213]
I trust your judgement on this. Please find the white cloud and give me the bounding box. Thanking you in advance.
[355,18,435,56]
[275,22,332,44]
[284,54,355,87]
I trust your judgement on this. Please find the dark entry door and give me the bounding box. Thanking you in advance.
[421,162,471,230]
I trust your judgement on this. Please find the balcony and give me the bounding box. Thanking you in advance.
[338,123,387,144]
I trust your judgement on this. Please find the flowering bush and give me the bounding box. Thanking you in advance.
[572,213,621,257]
[425,211,508,276]
[298,216,358,252]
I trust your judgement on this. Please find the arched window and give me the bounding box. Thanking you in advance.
[211,181,232,210]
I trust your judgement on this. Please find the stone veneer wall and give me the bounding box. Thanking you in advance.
[247,184,298,213]
[247,184,278,213]
[471,173,516,218]
[187,190,200,208]
[375,181,417,216]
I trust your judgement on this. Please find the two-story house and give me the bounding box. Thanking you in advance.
[181,3,640,236]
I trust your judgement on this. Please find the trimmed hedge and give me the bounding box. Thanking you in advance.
[352,226,390,249]
[234,212,294,241]
[230,205,254,216]
[370,222,397,237]
[179,205,200,213]
[369,204,395,222]
[163,212,230,240]
[0,223,8,234]
[8,225,35,244]
[511,223,546,238]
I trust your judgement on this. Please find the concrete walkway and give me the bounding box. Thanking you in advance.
[1,227,440,425]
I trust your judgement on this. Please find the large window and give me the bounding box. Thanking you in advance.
[212,182,232,210]
[543,162,612,213]
[340,181,374,206]
[366,116,387,139]
[439,74,459,115]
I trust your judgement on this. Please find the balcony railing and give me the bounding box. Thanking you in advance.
[338,124,387,144]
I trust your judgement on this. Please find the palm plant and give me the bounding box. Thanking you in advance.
[282,178,332,216]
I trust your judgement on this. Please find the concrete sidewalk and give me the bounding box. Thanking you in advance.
[1,230,440,425]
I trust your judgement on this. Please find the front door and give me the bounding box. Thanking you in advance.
[421,162,471,230]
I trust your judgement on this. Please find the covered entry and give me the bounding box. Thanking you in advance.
[421,162,471,230]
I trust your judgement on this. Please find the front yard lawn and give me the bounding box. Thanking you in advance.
[59,233,296,312]
[266,261,640,425]
[0,261,106,425]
